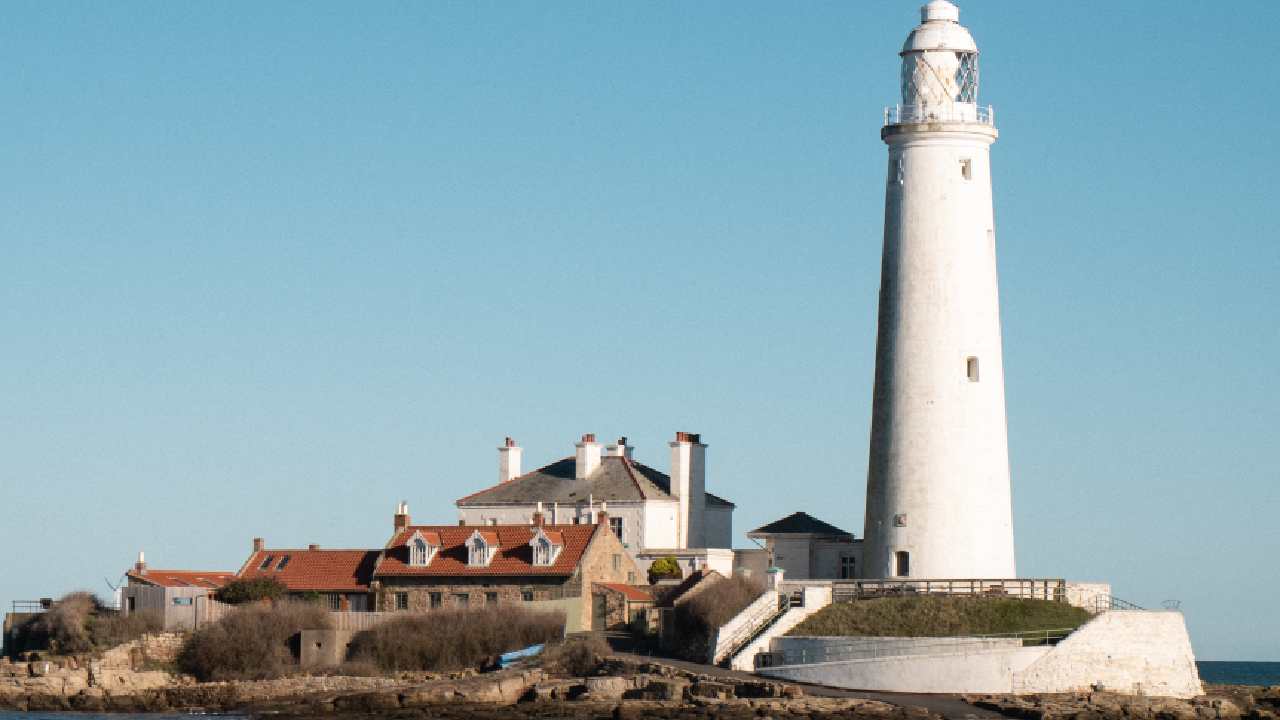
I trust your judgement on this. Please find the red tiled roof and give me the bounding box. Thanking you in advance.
[596,583,653,602]
[127,570,235,589]
[474,530,500,546]
[379,523,601,577]
[237,549,379,592]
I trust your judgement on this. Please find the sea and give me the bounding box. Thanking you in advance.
[1198,661,1280,686]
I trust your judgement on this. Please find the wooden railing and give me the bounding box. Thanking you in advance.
[830,578,1067,604]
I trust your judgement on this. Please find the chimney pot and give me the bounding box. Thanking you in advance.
[582,433,596,443]
[505,436,516,447]
[308,544,320,551]
[253,537,265,553]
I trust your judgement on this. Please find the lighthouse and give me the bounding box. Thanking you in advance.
[861,1,1016,580]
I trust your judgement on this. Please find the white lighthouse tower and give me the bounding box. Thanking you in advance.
[862,1,1016,580]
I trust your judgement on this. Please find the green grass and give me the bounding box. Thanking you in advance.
[788,596,1092,638]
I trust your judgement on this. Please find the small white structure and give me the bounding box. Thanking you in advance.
[747,512,861,581]
[456,432,735,565]
[862,0,1016,580]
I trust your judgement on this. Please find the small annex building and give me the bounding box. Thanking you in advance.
[235,541,380,611]
[747,512,861,581]
[120,552,235,630]
[456,432,735,576]
[377,505,640,630]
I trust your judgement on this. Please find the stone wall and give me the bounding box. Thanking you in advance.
[376,576,569,614]
[0,632,186,702]
[1013,610,1203,698]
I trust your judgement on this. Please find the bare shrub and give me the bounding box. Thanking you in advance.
[349,606,563,672]
[540,633,610,677]
[22,592,101,655]
[89,608,163,649]
[177,602,332,681]
[670,575,764,661]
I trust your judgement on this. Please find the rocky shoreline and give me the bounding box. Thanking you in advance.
[5,634,1278,719]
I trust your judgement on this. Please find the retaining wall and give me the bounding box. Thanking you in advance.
[1013,611,1202,698]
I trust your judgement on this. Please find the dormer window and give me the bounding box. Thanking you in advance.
[406,531,440,567]
[528,528,563,567]
[258,554,274,571]
[275,555,290,571]
[466,530,498,567]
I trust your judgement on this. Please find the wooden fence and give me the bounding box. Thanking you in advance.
[191,598,407,632]
[829,578,1067,604]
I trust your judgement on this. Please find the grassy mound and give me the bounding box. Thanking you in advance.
[788,596,1091,638]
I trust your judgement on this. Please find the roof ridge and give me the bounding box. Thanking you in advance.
[618,455,649,497]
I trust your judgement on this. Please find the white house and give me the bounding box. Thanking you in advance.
[456,432,735,574]
[747,512,861,581]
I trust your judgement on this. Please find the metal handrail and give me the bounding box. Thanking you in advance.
[716,592,783,660]
[1093,594,1145,612]
[757,626,1077,669]
[884,103,995,126]
[10,600,50,613]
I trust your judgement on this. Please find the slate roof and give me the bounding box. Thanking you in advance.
[457,455,734,508]
[378,523,602,578]
[237,549,380,592]
[126,570,236,589]
[748,511,854,538]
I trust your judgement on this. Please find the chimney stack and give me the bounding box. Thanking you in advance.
[498,437,523,483]
[532,501,546,527]
[669,431,707,549]
[134,550,147,575]
[575,433,602,479]
[394,501,410,532]
[308,544,320,551]
[606,436,633,460]
[253,538,265,553]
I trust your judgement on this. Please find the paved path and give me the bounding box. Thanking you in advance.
[607,644,1003,719]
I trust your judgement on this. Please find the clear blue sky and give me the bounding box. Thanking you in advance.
[1,1,1276,661]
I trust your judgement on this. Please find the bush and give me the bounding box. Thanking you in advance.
[541,634,611,677]
[177,603,331,681]
[669,575,764,661]
[348,606,563,672]
[214,577,286,605]
[647,556,682,584]
[21,592,99,654]
[89,609,163,649]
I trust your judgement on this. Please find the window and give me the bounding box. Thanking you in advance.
[627,571,636,584]
[275,555,290,571]
[612,554,621,572]
[429,592,442,609]
[394,592,408,611]
[960,158,972,180]
[967,356,980,382]
[258,555,274,571]
[521,590,534,602]
[453,593,469,609]
[328,594,342,611]
[469,538,487,566]
[609,516,624,541]
[840,556,856,580]
[895,551,911,578]
[533,538,552,566]
[485,592,499,606]
[411,538,429,566]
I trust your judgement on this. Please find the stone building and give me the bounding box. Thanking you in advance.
[376,509,640,630]
[235,542,380,611]
[455,432,735,575]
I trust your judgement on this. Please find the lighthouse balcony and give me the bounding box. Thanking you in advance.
[884,103,994,126]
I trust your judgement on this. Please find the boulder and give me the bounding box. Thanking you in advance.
[584,676,629,700]
[689,681,734,700]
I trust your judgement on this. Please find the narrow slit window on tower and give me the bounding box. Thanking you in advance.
[894,551,911,578]
[967,356,980,382]
[960,158,972,180]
